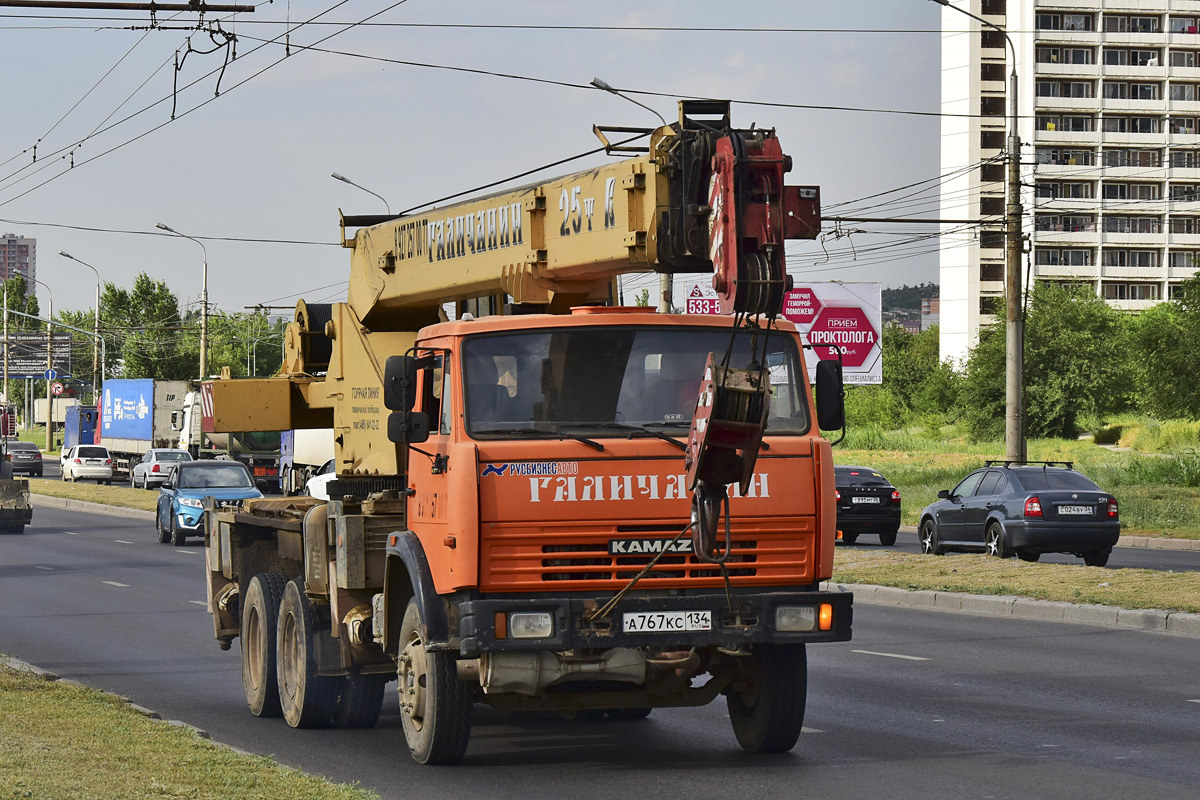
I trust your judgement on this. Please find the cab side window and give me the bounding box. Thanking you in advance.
[952,471,986,498]
[420,354,451,436]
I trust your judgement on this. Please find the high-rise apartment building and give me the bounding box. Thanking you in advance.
[939,0,1200,364]
[0,233,36,294]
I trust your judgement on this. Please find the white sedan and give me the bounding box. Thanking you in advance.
[304,459,336,500]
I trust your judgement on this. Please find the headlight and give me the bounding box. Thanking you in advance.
[776,606,817,632]
[178,497,204,509]
[508,612,554,639]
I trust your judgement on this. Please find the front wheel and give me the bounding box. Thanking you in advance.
[277,579,337,728]
[1083,548,1111,567]
[170,515,186,547]
[726,643,807,753]
[986,523,1008,558]
[920,519,944,555]
[397,597,473,764]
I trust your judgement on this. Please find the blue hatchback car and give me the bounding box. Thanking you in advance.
[918,461,1120,566]
[156,460,263,546]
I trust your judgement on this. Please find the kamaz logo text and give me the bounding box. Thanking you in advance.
[609,538,695,555]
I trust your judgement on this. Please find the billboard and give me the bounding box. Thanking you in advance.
[101,378,154,441]
[0,332,73,378]
[784,283,882,385]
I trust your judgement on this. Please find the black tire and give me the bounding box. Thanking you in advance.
[170,514,186,547]
[34,470,42,478]
[241,573,288,718]
[920,519,944,555]
[155,507,169,544]
[840,531,859,546]
[1018,551,1040,563]
[397,597,473,764]
[878,530,898,547]
[333,674,388,729]
[277,579,337,728]
[726,643,807,754]
[1083,548,1111,567]
[606,707,652,720]
[986,523,1008,558]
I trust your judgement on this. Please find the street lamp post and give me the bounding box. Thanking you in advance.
[156,223,208,379]
[21,276,54,452]
[330,172,392,215]
[930,0,1025,461]
[57,251,103,401]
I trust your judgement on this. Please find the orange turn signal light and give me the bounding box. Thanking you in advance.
[818,603,833,631]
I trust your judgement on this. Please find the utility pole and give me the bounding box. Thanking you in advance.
[932,0,1025,461]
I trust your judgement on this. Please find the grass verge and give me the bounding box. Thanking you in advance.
[0,663,378,800]
[29,479,158,512]
[833,548,1200,614]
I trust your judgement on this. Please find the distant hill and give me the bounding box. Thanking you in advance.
[882,282,938,313]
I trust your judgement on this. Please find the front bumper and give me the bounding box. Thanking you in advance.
[1004,519,1121,552]
[176,510,204,531]
[457,587,853,656]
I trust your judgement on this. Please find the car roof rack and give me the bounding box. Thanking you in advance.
[985,460,1074,469]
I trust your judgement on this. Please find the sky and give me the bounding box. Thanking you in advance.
[0,0,942,318]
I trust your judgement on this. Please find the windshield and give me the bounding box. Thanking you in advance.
[179,464,253,489]
[462,326,810,439]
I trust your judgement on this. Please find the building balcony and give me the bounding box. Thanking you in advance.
[1101,131,1169,145]
[1106,297,1166,311]
[1034,62,1100,78]
[1035,96,1102,112]
[1171,132,1200,145]
[1169,262,1200,277]
[1037,198,1102,213]
[1036,30,1101,46]
[1168,232,1200,244]
[1168,166,1200,179]
[1035,229,1101,245]
[1100,64,1168,80]
[1168,65,1200,81]
[1100,265,1165,280]
[1035,129,1101,145]
[1033,264,1100,279]
[1101,231,1167,244]
[1167,200,1200,213]
[1169,99,1200,114]
[1100,32,1169,47]
[1102,166,1169,179]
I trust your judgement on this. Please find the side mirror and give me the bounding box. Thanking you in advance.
[814,359,845,431]
[388,411,430,445]
[383,354,433,411]
[937,489,950,499]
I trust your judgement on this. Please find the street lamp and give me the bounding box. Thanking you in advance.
[930,0,1025,461]
[156,223,208,380]
[19,274,54,452]
[330,172,392,215]
[57,251,103,400]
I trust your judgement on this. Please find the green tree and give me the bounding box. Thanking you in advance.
[959,283,1132,441]
[102,274,193,379]
[1129,275,1200,418]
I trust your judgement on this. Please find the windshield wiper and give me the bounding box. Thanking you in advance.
[471,427,604,452]
[568,422,688,451]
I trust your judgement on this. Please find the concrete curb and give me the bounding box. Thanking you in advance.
[823,581,1200,637]
[30,493,156,522]
[897,524,1198,551]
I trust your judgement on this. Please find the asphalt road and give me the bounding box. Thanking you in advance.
[1,505,1198,799]
[842,529,1200,572]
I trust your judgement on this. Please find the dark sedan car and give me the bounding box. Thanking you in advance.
[918,461,1120,566]
[5,441,43,477]
[834,465,901,545]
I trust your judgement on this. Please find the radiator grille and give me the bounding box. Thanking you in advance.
[480,520,814,592]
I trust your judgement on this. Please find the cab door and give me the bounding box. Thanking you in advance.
[937,470,985,543]
[961,470,1007,546]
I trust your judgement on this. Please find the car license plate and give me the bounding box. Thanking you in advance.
[1059,505,1093,516]
[623,610,711,633]
[851,496,881,504]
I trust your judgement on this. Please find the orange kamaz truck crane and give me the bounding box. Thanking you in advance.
[203,100,851,764]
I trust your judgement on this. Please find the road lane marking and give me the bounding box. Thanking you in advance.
[65,531,79,536]
[801,727,824,734]
[102,581,130,588]
[189,601,207,606]
[114,540,133,544]
[1188,700,1200,704]
[851,649,931,662]
[34,565,54,571]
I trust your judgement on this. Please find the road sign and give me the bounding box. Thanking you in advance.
[43,368,57,381]
[1,332,73,379]
[51,382,64,396]
[685,283,722,315]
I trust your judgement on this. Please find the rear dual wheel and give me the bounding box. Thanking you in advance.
[277,579,337,728]
[242,573,287,717]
